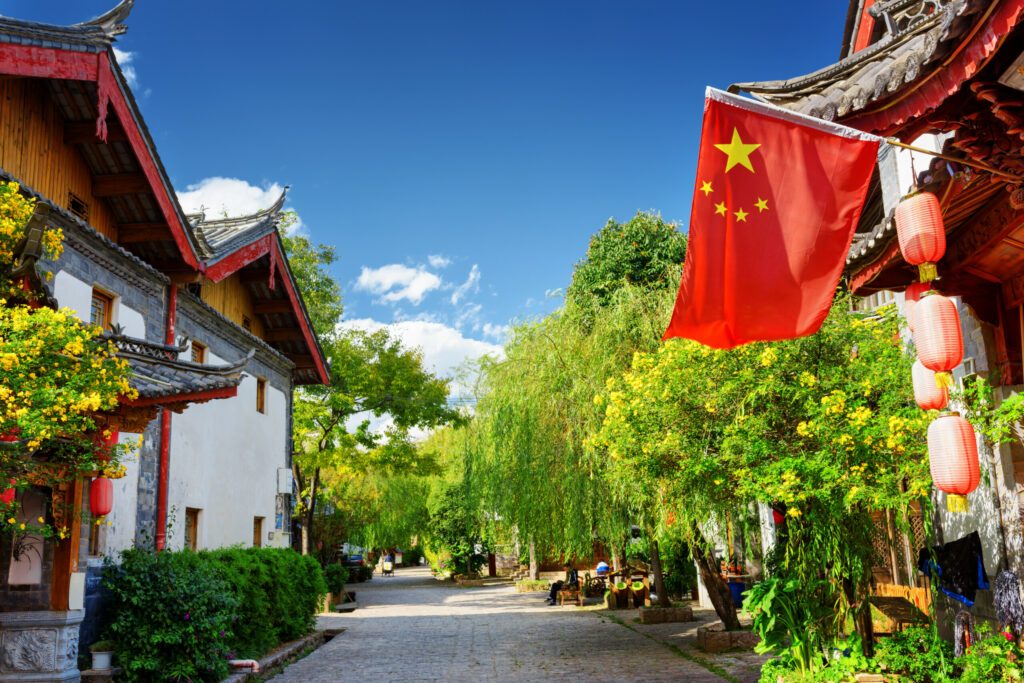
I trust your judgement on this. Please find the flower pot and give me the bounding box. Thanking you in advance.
[91,651,113,670]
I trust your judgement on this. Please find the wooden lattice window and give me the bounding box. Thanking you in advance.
[191,341,206,364]
[90,289,113,331]
[242,316,252,332]
[68,192,89,221]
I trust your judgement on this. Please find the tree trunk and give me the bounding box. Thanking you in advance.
[528,538,538,580]
[651,539,671,607]
[611,544,621,572]
[691,528,741,630]
[845,577,875,658]
[301,467,320,556]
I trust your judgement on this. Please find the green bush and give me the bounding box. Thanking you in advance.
[103,549,237,682]
[873,625,953,682]
[323,563,349,595]
[103,547,328,676]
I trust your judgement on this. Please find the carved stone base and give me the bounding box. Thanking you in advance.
[0,610,83,682]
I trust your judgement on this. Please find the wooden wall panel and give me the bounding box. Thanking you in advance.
[201,275,266,339]
[0,78,116,239]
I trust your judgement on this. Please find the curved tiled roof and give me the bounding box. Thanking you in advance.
[110,334,253,401]
[0,0,133,51]
[731,0,981,121]
[190,188,289,263]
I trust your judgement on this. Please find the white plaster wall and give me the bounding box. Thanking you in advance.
[52,269,144,337]
[166,351,288,550]
[101,432,143,558]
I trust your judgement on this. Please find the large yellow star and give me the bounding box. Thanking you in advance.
[714,128,761,173]
[700,181,713,196]
[755,197,769,212]
[734,207,749,222]
[714,202,727,216]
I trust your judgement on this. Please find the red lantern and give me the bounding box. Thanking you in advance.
[90,477,113,518]
[913,292,962,390]
[904,281,932,333]
[0,479,15,505]
[772,508,785,526]
[93,428,119,462]
[895,192,946,282]
[913,360,948,411]
[928,413,980,512]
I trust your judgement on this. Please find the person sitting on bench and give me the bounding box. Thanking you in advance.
[546,562,579,605]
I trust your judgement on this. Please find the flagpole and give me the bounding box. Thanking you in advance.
[885,138,1022,184]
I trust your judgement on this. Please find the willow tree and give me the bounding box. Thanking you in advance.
[595,297,929,650]
[463,212,685,580]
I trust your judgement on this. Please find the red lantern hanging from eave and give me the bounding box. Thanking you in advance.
[928,413,980,512]
[913,292,963,390]
[92,427,119,463]
[913,360,948,411]
[90,477,113,518]
[904,281,932,333]
[895,192,946,282]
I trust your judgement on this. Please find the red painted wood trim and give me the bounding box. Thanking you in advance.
[844,0,1024,135]
[100,60,202,270]
[155,408,170,551]
[204,235,273,283]
[126,385,239,408]
[0,44,97,80]
[271,237,330,385]
[0,44,203,271]
[853,0,877,53]
[850,240,902,293]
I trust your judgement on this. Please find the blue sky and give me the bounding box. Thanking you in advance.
[9,1,849,378]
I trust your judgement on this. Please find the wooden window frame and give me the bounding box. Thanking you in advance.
[191,341,207,364]
[256,377,267,414]
[90,289,114,331]
[184,507,200,551]
[68,192,89,222]
[242,316,252,332]
[253,516,264,548]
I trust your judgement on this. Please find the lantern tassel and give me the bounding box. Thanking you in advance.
[918,262,939,282]
[947,494,969,513]
[934,371,954,390]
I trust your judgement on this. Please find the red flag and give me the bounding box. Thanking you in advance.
[664,88,880,348]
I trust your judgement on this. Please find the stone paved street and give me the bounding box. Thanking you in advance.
[272,567,763,682]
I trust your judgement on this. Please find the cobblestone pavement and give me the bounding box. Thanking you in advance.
[271,567,764,682]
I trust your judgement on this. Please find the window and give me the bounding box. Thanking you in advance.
[191,341,206,364]
[242,316,252,332]
[68,192,89,221]
[184,508,200,551]
[90,289,113,331]
[256,378,267,414]
[253,517,264,548]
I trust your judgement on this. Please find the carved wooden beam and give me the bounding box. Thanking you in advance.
[93,173,151,197]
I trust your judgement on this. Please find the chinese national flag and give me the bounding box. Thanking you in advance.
[663,88,880,348]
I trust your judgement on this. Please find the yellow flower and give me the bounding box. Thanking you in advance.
[36,516,44,524]
[797,421,813,437]
[6,517,14,524]
[799,371,817,387]
[787,508,802,518]
[759,348,778,367]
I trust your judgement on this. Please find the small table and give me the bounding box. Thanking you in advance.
[869,595,929,632]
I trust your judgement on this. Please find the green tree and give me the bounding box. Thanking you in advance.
[282,236,460,555]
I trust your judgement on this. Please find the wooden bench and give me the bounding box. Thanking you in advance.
[558,585,584,606]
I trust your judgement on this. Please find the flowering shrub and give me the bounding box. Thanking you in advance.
[0,180,137,540]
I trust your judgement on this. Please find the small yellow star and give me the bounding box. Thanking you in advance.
[755,197,769,212]
[734,208,749,222]
[700,181,713,196]
[714,128,761,173]
[714,202,727,216]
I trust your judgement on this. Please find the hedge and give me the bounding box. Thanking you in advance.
[103,547,327,681]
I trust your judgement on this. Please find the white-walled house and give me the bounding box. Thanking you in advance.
[0,4,328,679]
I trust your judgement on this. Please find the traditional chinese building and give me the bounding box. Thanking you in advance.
[0,3,328,679]
[733,0,1024,633]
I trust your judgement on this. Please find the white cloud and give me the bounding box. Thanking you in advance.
[339,318,503,392]
[355,264,442,305]
[545,287,564,299]
[428,254,452,269]
[177,177,300,231]
[112,47,139,90]
[450,264,481,305]
[482,323,511,341]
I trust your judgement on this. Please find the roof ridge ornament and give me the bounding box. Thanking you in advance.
[74,0,135,37]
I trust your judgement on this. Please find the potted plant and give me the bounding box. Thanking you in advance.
[89,640,115,671]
